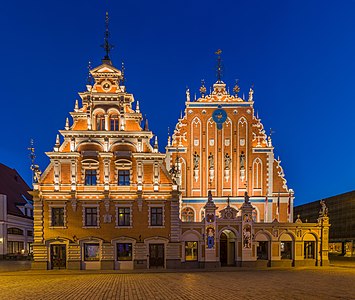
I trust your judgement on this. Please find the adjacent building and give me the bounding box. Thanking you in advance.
[295,191,355,257]
[31,14,330,269]
[0,163,34,259]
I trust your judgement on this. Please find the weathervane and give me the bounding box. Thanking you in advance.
[101,12,114,61]
[87,61,93,85]
[121,61,126,86]
[28,139,41,184]
[215,49,223,83]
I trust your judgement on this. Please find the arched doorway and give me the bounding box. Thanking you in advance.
[219,230,236,266]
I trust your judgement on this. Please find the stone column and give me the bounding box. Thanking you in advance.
[240,192,256,266]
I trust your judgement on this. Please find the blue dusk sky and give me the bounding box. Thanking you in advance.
[0,1,354,205]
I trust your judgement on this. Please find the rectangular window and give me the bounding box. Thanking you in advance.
[7,241,24,254]
[280,241,292,259]
[110,116,119,131]
[7,228,24,235]
[118,170,130,186]
[118,207,131,226]
[85,169,97,186]
[117,243,132,261]
[185,241,198,261]
[84,243,100,261]
[150,207,163,226]
[304,241,315,259]
[27,230,33,237]
[85,207,98,227]
[51,207,64,227]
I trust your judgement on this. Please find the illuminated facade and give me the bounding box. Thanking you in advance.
[167,51,330,267]
[31,17,180,269]
[31,15,330,269]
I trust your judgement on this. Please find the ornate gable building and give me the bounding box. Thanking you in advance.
[166,56,292,224]
[31,17,330,270]
[31,15,180,270]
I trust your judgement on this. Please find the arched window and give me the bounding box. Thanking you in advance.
[181,207,194,222]
[96,114,105,130]
[110,114,119,131]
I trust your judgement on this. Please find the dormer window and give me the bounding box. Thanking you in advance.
[110,114,119,131]
[96,114,105,130]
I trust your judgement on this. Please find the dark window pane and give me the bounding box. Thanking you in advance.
[150,207,163,226]
[118,170,130,186]
[51,208,64,227]
[85,207,98,226]
[85,170,97,186]
[117,243,132,261]
[118,207,130,226]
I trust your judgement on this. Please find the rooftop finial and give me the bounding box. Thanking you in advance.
[101,12,114,63]
[87,61,93,86]
[215,49,223,83]
[121,61,125,85]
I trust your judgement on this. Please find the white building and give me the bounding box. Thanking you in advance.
[0,164,34,259]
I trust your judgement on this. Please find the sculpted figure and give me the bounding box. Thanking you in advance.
[240,151,245,169]
[224,153,231,170]
[193,151,200,170]
[208,152,214,169]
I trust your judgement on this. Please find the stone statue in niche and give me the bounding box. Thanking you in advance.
[240,151,245,169]
[208,152,214,169]
[169,165,178,184]
[224,153,231,170]
[207,227,215,249]
[193,151,200,170]
[243,224,251,248]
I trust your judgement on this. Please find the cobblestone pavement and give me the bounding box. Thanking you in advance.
[0,266,354,300]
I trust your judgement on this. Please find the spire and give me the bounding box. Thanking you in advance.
[215,49,223,83]
[167,127,171,146]
[101,12,114,63]
[65,117,69,130]
[144,115,149,131]
[74,99,79,112]
[154,136,159,152]
[54,134,60,152]
[135,100,140,113]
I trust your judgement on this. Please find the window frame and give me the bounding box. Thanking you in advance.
[110,114,119,131]
[116,243,133,261]
[149,206,164,227]
[96,114,105,131]
[118,169,130,186]
[185,241,198,261]
[84,243,100,261]
[82,205,100,228]
[49,204,67,229]
[85,169,97,186]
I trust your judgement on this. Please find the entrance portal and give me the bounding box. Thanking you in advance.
[219,230,236,266]
[50,244,66,269]
[149,244,164,268]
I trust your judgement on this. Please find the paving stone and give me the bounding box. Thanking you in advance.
[0,266,354,300]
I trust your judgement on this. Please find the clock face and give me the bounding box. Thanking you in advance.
[102,81,111,91]
[212,109,227,130]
